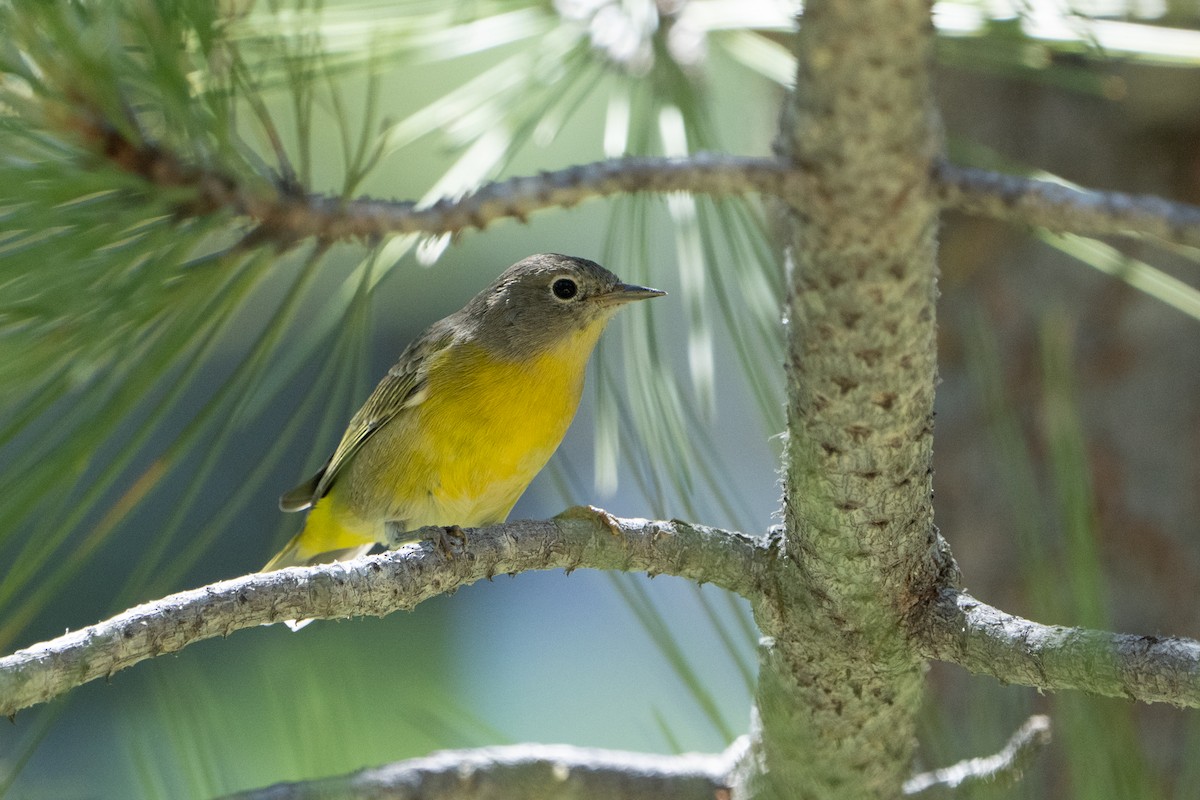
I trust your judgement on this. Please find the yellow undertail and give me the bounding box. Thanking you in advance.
[263,496,379,631]
[263,495,377,571]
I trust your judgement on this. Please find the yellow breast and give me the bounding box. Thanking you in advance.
[334,317,609,539]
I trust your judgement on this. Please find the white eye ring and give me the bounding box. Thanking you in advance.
[551,277,579,301]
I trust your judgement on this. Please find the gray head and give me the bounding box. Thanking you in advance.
[457,253,664,358]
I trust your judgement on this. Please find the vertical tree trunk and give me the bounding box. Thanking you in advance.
[745,1,951,796]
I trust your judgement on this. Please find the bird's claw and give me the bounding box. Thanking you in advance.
[435,524,468,557]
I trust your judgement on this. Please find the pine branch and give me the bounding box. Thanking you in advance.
[215,716,1051,798]
[286,154,792,239]
[753,0,946,794]
[0,510,765,718]
[89,120,792,240]
[920,589,1200,707]
[903,715,1051,796]
[219,740,746,800]
[934,161,1200,248]
[87,120,1200,248]
[5,512,1200,725]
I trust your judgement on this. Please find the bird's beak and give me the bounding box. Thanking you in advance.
[593,282,666,307]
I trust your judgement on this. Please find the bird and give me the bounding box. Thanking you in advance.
[264,252,664,572]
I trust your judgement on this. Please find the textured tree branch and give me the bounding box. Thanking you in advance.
[291,156,796,239]
[219,740,746,800]
[88,120,793,240]
[934,161,1200,248]
[88,121,1200,249]
[11,520,1199,723]
[903,715,1051,796]
[920,589,1200,708]
[753,0,947,796]
[0,511,766,718]
[218,715,1052,798]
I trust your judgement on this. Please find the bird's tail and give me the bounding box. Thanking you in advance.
[263,497,378,630]
[264,496,378,570]
[262,534,375,572]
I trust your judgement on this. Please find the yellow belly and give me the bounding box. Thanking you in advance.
[316,332,599,548]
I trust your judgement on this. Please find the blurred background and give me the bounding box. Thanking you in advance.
[0,1,1198,797]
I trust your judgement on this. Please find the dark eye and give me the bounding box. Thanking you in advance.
[552,278,578,300]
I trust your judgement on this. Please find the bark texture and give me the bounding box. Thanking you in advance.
[0,512,763,718]
[81,115,1200,248]
[934,161,1200,248]
[220,742,743,800]
[748,0,951,796]
[920,590,1200,706]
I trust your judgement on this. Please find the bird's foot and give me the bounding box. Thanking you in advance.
[435,524,468,557]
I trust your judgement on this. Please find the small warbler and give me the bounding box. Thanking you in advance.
[265,253,663,571]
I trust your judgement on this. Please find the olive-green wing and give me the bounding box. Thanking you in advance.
[279,324,455,512]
